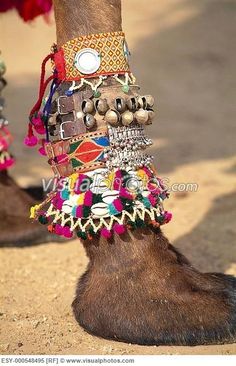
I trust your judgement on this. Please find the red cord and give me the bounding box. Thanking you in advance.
[30,74,54,117]
[27,123,33,137]
[39,53,54,97]
[29,53,54,118]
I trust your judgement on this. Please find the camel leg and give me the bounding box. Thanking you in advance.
[49,0,236,345]
[0,59,59,246]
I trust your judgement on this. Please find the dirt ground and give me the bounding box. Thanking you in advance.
[0,0,236,355]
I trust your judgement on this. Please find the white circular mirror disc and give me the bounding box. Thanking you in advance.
[74,48,101,75]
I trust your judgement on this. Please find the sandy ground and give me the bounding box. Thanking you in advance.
[0,0,236,355]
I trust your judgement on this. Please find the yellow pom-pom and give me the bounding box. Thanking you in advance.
[30,204,40,219]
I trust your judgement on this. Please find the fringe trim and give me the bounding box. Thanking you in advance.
[45,203,163,233]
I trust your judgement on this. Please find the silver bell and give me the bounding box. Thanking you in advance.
[121,110,134,126]
[145,95,155,108]
[84,114,96,129]
[147,110,155,124]
[138,96,147,109]
[126,96,138,111]
[114,97,126,113]
[95,98,109,115]
[134,109,149,125]
[82,99,94,114]
[105,109,120,126]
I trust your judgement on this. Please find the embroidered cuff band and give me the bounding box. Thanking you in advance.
[53,31,130,81]
[45,129,109,176]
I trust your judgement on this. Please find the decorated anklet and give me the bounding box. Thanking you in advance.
[26,31,172,240]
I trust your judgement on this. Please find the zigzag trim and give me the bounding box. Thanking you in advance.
[45,204,163,233]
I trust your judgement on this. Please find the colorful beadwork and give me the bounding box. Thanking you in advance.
[32,166,171,239]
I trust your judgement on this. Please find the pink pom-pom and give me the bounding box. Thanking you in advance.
[84,190,93,206]
[75,205,83,218]
[113,223,126,235]
[61,226,73,238]
[34,125,46,135]
[51,195,64,210]
[24,135,38,147]
[74,174,87,194]
[38,146,46,156]
[31,113,46,135]
[147,182,161,195]
[54,224,63,235]
[0,162,8,171]
[101,228,112,239]
[0,139,8,150]
[120,187,133,199]
[5,158,15,168]
[164,211,172,223]
[31,113,43,127]
[113,198,123,212]
[148,194,157,207]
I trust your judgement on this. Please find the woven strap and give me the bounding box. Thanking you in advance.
[45,129,109,177]
[53,31,130,81]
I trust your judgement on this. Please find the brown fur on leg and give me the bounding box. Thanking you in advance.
[52,0,236,345]
[53,0,122,46]
[72,228,236,345]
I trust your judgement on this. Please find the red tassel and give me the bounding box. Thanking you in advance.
[24,124,38,147]
[0,0,53,22]
[25,52,55,147]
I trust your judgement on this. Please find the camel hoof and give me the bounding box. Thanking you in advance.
[72,271,236,345]
[72,231,236,345]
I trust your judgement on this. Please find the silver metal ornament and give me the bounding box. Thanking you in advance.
[105,109,120,126]
[138,96,147,109]
[147,110,155,124]
[134,109,149,125]
[84,114,96,129]
[82,99,94,114]
[95,98,109,115]
[114,97,126,113]
[121,110,134,126]
[126,96,138,111]
[145,95,155,108]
